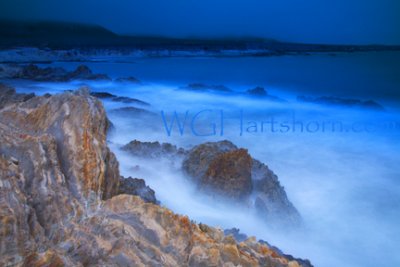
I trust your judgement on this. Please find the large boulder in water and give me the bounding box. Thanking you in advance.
[182,140,301,225]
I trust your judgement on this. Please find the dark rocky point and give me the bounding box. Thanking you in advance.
[118,176,158,204]
[297,95,385,110]
[122,139,186,158]
[115,76,141,83]
[247,86,268,96]
[90,91,150,106]
[182,83,232,92]
[11,64,111,81]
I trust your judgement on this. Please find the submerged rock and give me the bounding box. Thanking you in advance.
[118,176,158,204]
[115,76,141,83]
[297,95,385,110]
[109,106,156,117]
[90,91,150,106]
[246,86,286,102]
[247,86,268,96]
[182,83,232,92]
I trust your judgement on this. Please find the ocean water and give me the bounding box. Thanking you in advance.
[9,52,400,267]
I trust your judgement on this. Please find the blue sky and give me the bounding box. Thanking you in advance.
[0,0,399,44]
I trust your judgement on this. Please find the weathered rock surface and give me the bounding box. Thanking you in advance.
[7,63,110,81]
[119,176,158,204]
[0,86,309,266]
[183,140,301,225]
[201,149,253,200]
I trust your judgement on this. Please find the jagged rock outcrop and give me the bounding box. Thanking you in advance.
[118,176,158,204]
[0,86,309,266]
[183,140,301,225]
[7,64,110,81]
[122,139,186,158]
[0,83,35,109]
[246,86,285,102]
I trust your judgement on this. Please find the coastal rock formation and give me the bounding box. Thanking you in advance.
[0,86,309,266]
[122,139,186,158]
[297,95,384,110]
[91,91,150,106]
[109,106,156,117]
[6,63,110,81]
[183,140,301,225]
[0,83,35,109]
[182,83,232,92]
[246,86,285,102]
[115,76,141,83]
[201,149,253,200]
[247,86,269,96]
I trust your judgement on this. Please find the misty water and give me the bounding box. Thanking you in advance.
[11,52,400,267]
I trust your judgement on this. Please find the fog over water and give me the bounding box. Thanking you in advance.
[10,53,400,267]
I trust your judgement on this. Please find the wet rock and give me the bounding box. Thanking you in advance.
[183,140,301,225]
[118,176,158,204]
[122,139,186,158]
[297,95,385,111]
[182,83,232,92]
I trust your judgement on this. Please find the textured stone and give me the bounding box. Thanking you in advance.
[0,86,309,266]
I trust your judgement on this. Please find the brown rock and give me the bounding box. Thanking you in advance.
[0,87,309,266]
[201,149,253,200]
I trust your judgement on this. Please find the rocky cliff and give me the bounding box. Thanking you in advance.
[0,85,310,266]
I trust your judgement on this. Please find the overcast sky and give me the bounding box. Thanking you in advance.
[0,0,399,44]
